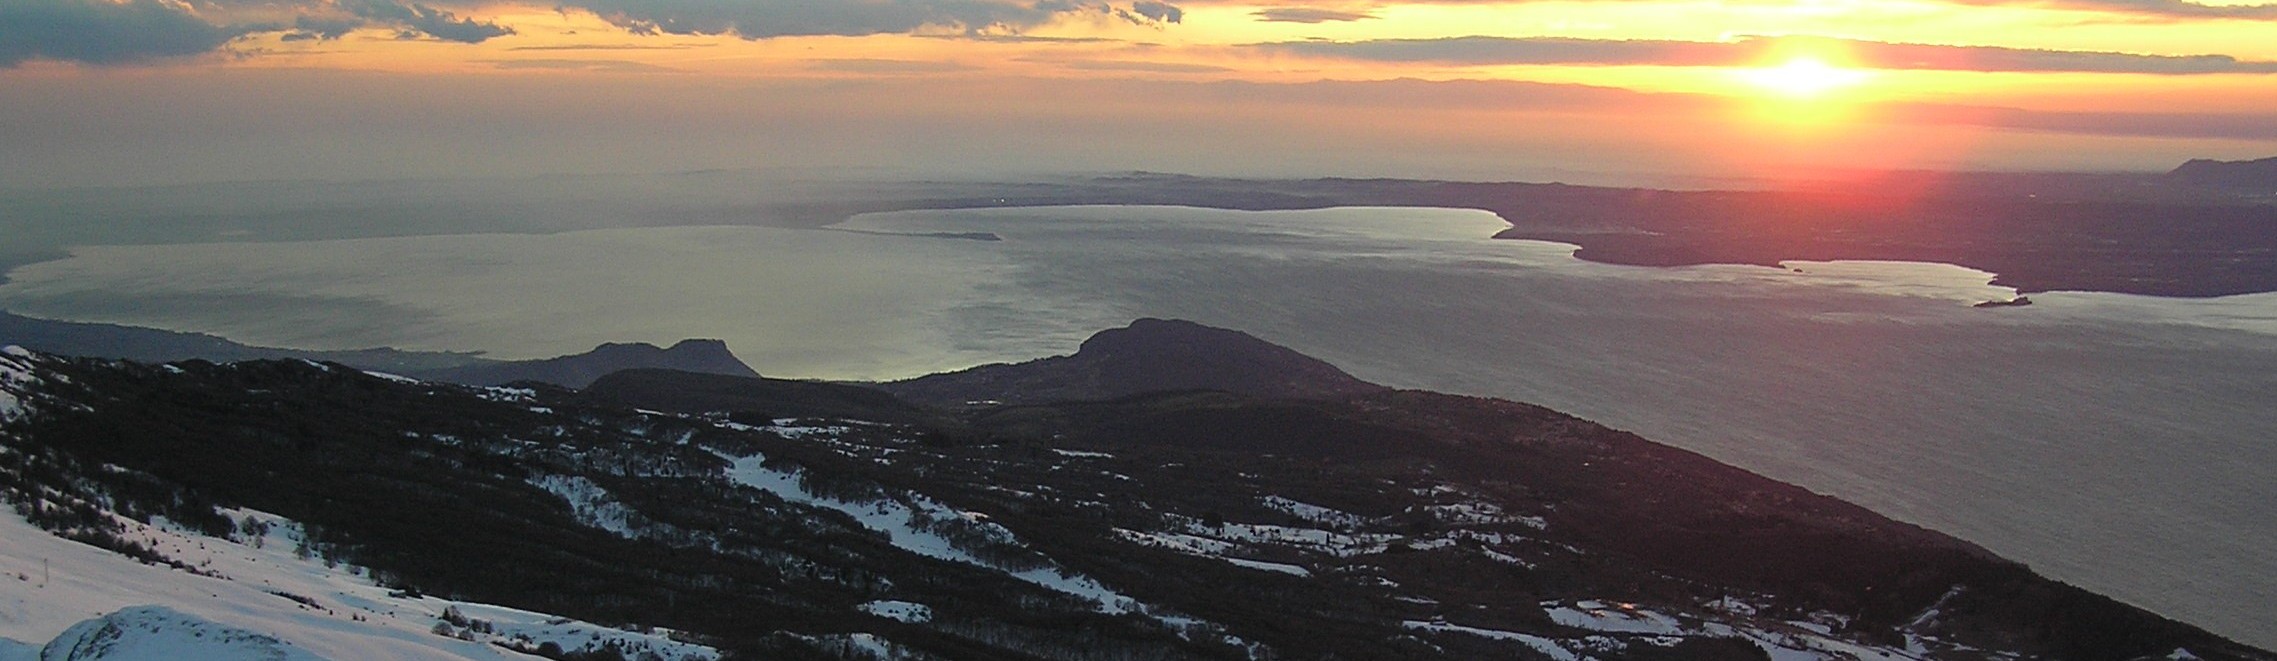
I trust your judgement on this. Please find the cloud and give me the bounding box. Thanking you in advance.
[0,0,522,67]
[292,15,363,39]
[1952,0,2277,20]
[342,0,513,43]
[556,0,1182,39]
[0,0,254,66]
[487,58,679,72]
[1256,34,2277,75]
[1253,7,1377,23]
[1923,107,2277,140]
[1130,1,1185,22]
[1021,56,1233,72]
[808,58,979,73]
[508,43,701,51]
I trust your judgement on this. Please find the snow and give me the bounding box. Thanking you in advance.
[474,387,535,403]
[1261,496,1369,529]
[1401,621,1578,661]
[1543,600,1686,635]
[1187,521,1400,558]
[857,600,933,624]
[0,347,38,423]
[38,605,326,660]
[439,602,717,661]
[359,371,422,385]
[1220,558,1311,577]
[1050,449,1115,459]
[1113,529,1237,556]
[528,474,641,538]
[844,633,891,659]
[720,452,1140,614]
[0,506,719,661]
[2170,648,2203,661]
[1479,548,1534,568]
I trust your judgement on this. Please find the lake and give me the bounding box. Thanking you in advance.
[3,204,2272,647]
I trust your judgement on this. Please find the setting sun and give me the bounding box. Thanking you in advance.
[1738,57,1875,98]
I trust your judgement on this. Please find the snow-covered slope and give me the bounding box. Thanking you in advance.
[0,507,716,661]
[37,606,325,661]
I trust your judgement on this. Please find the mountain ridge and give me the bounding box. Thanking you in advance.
[877,318,1389,406]
[0,321,2267,660]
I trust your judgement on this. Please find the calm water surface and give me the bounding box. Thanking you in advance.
[3,205,2272,647]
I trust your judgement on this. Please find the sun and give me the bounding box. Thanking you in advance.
[1737,57,1873,99]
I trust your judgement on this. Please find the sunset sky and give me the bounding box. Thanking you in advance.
[5,0,2276,187]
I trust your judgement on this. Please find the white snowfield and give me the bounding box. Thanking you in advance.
[33,605,325,661]
[0,507,719,661]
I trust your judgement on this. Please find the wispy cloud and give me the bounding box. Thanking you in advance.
[507,44,703,51]
[808,58,979,73]
[1256,35,2277,75]
[1021,56,1234,73]
[557,0,1181,40]
[1951,0,2277,20]
[487,58,679,72]
[1253,7,1378,23]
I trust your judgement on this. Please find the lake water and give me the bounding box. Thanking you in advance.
[2,205,2272,647]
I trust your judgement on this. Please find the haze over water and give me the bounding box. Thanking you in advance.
[3,205,2273,648]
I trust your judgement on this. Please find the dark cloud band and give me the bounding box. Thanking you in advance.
[0,0,251,66]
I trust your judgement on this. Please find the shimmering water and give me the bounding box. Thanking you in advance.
[3,205,2272,647]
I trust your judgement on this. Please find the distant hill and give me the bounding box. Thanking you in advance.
[2170,156,2277,191]
[877,318,1389,406]
[0,310,491,373]
[0,311,760,389]
[411,339,759,389]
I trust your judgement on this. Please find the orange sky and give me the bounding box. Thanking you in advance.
[3,0,2273,187]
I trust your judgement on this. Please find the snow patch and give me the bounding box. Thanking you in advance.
[0,347,39,423]
[858,600,933,624]
[720,452,1139,613]
[359,371,421,385]
[1543,600,1686,635]
[528,475,641,538]
[1220,557,1311,577]
[1261,496,1368,529]
[1402,621,1578,661]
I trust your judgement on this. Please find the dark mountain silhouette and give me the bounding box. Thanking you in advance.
[0,311,760,390]
[877,318,1389,406]
[578,368,935,424]
[2171,156,2277,191]
[0,309,491,372]
[411,339,759,389]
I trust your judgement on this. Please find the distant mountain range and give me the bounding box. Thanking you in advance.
[0,310,760,389]
[2,320,2265,660]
